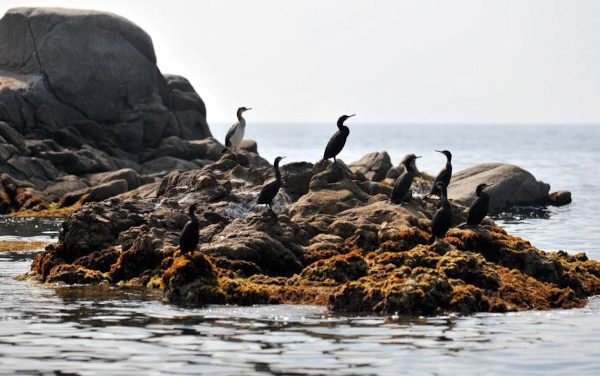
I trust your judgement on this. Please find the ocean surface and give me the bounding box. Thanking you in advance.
[0,124,599,375]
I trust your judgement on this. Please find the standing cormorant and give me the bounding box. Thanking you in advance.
[323,114,355,162]
[466,183,491,226]
[179,203,200,254]
[223,106,251,152]
[257,156,286,209]
[390,154,421,204]
[430,182,453,243]
[427,150,452,197]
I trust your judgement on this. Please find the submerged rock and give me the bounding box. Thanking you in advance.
[27,154,599,316]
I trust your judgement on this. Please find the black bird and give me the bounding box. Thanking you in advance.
[257,156,286,209]
[428,150,452,197]
[323,114,355,162]
[430,182,453,243]
[390,154,421,204]
[179,203,200,254]
[466,183,491,226]
[222,106,251,152]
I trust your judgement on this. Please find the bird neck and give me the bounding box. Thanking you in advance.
[237,111,246,126]
[337,124,349,134]
[188,209,198,222]
[274,161,282,182]
[405,162,416,173]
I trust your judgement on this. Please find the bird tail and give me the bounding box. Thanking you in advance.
[429,235,436,244]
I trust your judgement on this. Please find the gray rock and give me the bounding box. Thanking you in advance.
[141,156,199,176]
[0,121,27,154]
[0,7,210,157]
[349,151,392,182]
[6,155,62,187]
[548,190,572,206]
[116,181,159,200]
[43,175,88,201]
[0,143,18,162]
[448,163,551,213]
[87,168,141,191]
[239,139,258,154]
[82,179,129,203]
[281,162,314,199]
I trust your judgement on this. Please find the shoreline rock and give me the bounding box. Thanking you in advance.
[25,153,599,316]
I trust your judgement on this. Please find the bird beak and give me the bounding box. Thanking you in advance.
[348,114,356,117]
[416,156,422,158]
[281,156,286,159]
[435,150,442,153]
[246,107,252,111]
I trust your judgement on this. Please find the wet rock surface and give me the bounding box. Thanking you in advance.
[27,153,600,315]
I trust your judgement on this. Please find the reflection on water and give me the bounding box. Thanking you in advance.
[1,248,600,375]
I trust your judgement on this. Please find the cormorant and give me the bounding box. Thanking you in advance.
[257,156,286,209]
[323,114,355,162]
[427,150,452,197]
[179,203,200,254]
[430,182,452,243]
[466,183,491,226]
[223,106,251,152]
[390,154,421,204]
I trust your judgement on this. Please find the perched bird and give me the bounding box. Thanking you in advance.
[179,203,200,254]
[390,154,421,204]
[323,114,355,162]
[430,182,452,243]
[257,156,286,209]
[428,150,452,197]
[223,106,251,152]
[466,183,491,226]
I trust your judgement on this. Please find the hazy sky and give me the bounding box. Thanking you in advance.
[1,1,599,124]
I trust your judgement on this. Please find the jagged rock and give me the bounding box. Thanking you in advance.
[349,151,392,182]
[448,163,552,213]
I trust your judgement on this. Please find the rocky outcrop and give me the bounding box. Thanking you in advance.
[26,154,599,316]
[0,7,266,214]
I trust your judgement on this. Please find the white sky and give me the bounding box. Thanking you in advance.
[1,0,599,124]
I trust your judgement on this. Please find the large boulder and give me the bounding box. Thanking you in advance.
[448,163,551,213]
[0,7,220,212]
[349,151,392,182]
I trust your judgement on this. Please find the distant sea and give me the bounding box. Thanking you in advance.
[212,123,600,259]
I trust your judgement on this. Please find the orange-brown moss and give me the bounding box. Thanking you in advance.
[300,250,367,284]
[0,240,49,252]
[25,213,600,316]
[46,264,109,284]
[11,203,81,218]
